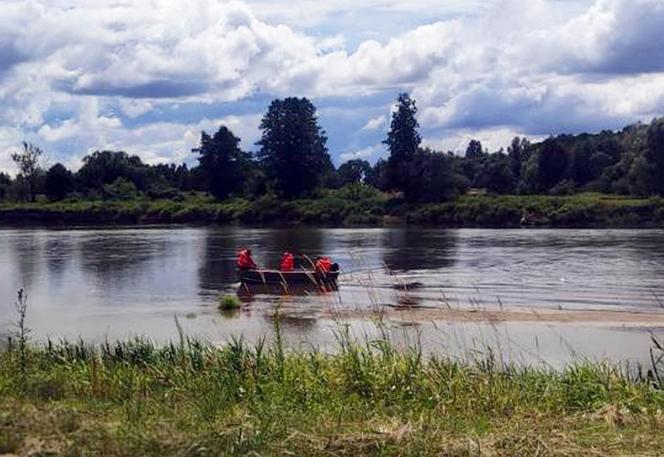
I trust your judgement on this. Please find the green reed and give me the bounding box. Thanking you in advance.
[2,325,664,456]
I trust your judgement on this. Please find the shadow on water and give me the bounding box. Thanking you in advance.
[237,283,339,303]
[198,228,240,293]
[382,228,458,272]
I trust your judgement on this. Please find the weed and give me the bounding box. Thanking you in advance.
[219,295,241,311]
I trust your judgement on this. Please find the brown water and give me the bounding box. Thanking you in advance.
[1,226,664,366]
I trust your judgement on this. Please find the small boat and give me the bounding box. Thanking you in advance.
[238,268,339,286]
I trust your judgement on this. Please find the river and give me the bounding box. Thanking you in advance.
[1,226,664,367]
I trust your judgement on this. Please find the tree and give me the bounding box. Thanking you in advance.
[193,126,252,200]
[404,149,457,202]
[465,139,485,159]
[256,97,333,198]
[44,163,75,201]
[475,152,516,194]
[366,159,389,190]
[383,93,421,195]
[77,150,147,196]
[11,141,43,202]
[507,137,530,180]
[567,141,594,186]
[536,137,569,191]
[0,172,10,200]
[337,159,372,185]
[646,118,664,194]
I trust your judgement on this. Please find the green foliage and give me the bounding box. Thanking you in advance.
[256,97,333,198]
[337,159,372,186]
[10,142,44,202]
[44,163,75,201]
[102,178,139,200]
[194,125,253,200]
[219,295,241,311]
[1,335,664,456]
[384,93,421,197]
[76,150,147,196]
[0,172,10,201]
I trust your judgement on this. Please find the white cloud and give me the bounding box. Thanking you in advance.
[0,0,662,171]
[362,115,387,131]
[423,127,542,155]
[34,111,263,171]
[339,145,382,162]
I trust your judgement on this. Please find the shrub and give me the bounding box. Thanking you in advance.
[219,295,241,311]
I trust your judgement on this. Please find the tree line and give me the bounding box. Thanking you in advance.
[2,94,663,204]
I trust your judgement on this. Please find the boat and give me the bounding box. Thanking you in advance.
[238,268,339,286]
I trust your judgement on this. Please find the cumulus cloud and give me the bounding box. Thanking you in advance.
[362,115,387,131]
[0,0,662,171]
[339,144,383,162]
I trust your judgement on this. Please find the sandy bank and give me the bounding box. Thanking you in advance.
[322,305,664,327]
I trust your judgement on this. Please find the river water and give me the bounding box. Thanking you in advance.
[1,226,664,367]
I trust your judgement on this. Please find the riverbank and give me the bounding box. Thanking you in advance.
[1,190,664,227]
[324,305,664,327]
[1,336,664,456]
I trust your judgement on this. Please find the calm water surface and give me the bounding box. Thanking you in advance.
[1,226,664,366]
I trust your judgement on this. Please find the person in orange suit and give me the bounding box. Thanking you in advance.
[314,256,332,273]
[279,251,295,271]
[236,248,257,270]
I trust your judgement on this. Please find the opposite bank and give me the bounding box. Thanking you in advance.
[1,192,664,228]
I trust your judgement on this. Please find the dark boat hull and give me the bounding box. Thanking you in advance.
[238,269,339,286]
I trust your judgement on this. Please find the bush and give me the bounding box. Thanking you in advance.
[219,295,241,311]
[103,178,139,200]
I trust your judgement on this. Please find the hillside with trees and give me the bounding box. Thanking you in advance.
[1,94,663,226]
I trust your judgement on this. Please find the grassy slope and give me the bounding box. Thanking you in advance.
[1,190,664,227]
[2,336,664,456]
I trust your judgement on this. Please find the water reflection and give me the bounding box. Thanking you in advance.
[237,283,338,303]
[198,228,240,294]
[382,229,458,271]
[1,227,664,367]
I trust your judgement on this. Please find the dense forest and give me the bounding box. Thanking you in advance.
[1,94,663,207]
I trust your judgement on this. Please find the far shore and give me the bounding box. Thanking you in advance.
[2,192,664,228]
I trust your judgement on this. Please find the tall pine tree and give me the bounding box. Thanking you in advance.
[256,97,333,198]
[383,93,421,195]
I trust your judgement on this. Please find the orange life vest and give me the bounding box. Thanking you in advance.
[279,252,294,271]
[237,250,256,269]
[315,257,332,273]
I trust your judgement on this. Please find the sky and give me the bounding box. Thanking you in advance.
[0,0,663,173]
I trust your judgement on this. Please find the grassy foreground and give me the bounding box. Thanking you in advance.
[2,332,664,456]
[2,189,664,227]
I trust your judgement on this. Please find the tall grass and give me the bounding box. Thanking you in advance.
[2,327,664,456]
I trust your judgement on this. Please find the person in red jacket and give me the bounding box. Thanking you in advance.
[236,248,257,270]
[279,251,294,271]
[314,256,332,273]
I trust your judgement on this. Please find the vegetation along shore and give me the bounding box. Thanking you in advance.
[3,331,664,456]
[2,191,664,227]
[2,94,664,227]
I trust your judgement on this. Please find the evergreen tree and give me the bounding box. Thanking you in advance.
[383,93,421,195]
[256,97,333,198]
[194,126,251,200]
